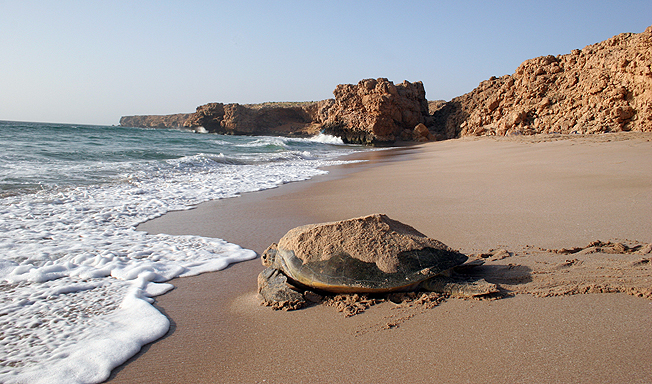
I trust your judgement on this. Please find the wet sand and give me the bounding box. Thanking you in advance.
[108,133,652,383]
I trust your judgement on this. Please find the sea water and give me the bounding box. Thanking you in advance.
[0,120,365,383]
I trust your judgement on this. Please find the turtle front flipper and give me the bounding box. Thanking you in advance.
[421,276,499,298]
[257,267,306,310]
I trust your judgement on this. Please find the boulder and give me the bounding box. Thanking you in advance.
[412,123,432,141]
[322,78,431,144]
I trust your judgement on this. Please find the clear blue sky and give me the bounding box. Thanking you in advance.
[1,1,651,125]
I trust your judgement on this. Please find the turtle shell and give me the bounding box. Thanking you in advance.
[263,214,467,293]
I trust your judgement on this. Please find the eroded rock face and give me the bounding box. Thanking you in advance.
[182,102,225,132]
[119,79,433,143]
[120,101,331,137]
[182,101,326,136]
[435,25,652,138]
[322,78,431,144]
[161,79,432,144]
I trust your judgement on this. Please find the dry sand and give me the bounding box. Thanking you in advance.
[108,133,652,383]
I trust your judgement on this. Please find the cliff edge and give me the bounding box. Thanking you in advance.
[435,25,652,138]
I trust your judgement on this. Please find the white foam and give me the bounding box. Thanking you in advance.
[2,276,171,384]
[235,136,288,148]
[0,147,363,383]
[307,133,345,145]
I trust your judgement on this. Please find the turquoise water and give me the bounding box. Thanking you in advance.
[0,120,364,383]
[0,120,352,194]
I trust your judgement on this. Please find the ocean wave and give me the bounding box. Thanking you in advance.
[234,136,289,149]
[307,133,345,144]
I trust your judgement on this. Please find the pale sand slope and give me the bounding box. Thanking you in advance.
[109,133,652,384]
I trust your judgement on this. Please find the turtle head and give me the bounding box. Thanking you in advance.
[261,243,278,267]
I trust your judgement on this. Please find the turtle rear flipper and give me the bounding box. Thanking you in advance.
[422,275,499,298]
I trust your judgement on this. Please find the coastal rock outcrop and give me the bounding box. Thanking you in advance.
[322,78,431,144]
[176,78,432,144]
[124,78,434,145]
[181,101,329,137]
[119,113,192,129]
[434,25,652,138]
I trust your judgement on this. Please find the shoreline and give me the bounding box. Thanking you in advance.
[135,143,421,253]
[108,133,652,383]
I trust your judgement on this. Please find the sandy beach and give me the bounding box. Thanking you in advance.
[108,133,652,383]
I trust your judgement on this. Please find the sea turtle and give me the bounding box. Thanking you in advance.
[257,214,499,310]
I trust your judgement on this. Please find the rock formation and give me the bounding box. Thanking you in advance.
[434,25,652,138]
[120,25,652,143]
[119,113,192,129]
[322,78,431,144]
[175,78,432,144]
[182,101,330,136]
[121,79,432,144]
[120,102,330,137]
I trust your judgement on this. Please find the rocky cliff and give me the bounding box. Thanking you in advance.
[179,78,431,144]
[120,25,652,143]
[129,79,432,144]
[434,25,652,138]
[321,78,431,144]
[182,101,330,137]
[119,113,192,129]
